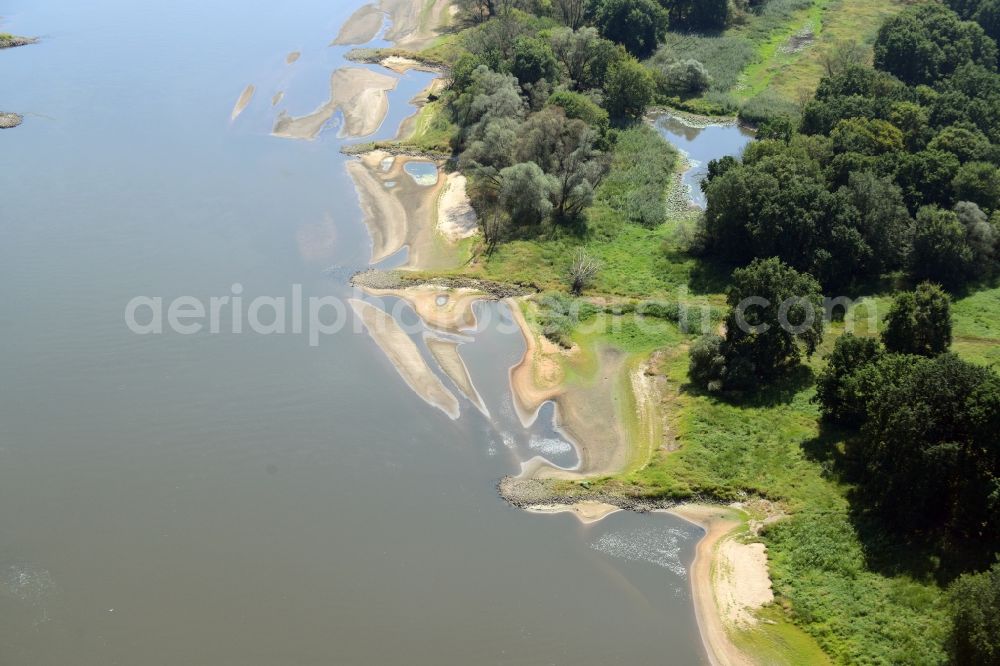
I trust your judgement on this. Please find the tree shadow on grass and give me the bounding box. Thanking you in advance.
[680,363,815,408]
[686,255,733,296]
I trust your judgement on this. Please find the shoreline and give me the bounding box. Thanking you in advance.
[333,5,762,664]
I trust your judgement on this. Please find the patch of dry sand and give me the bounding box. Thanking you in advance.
[365,285,483,333]
[381,0,452,50]
[525,501,622,524]
[272,68,397,140]
[286,51,300,64]
[347,151,458,268]
[425,336,489,417]
[231,84,255,121]
[350,299,460,419]
[668,504,774,666]
[272,91,284,107]
[437,173,479,242]
[331,4,384,45]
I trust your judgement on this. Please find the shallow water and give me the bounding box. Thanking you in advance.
[654,114,755,208]
[0,2,708,664]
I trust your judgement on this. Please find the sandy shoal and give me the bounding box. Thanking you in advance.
[331,4,385,46]
[667,504,774,666]
[286,51,301,64]
[507,301,633,479]
[350,299,460,419]
[363,284,483,333]
[272,68,397,140]
[425,336,489,417]
[346,150,466,268]
[231,84,255,121]
[437,173,478,242]
[0,112,23,129]
[381,0,453,50]
[525,501,622,524]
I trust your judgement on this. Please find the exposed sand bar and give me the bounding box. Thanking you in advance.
[350,299,460,419]
[231,84,255,121]
[437,174,479,242]
[271,91,284,107]
[333,0,452,50]
[426,336,489,417]
[667,505,771,666]
[363,285,482,333]
[507,301,633,479]
[286,51,300,64]
[272,68,397,140]
[331,4,384,46]
[347,150,459,268]
[525,501,622,524]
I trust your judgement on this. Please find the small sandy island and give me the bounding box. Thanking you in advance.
[332,0,453,50]
[668,504,774,666]
[350,299,460,419]
[348,150,472,268]
[507,301,636,480]
[0,112,23,129]
[425,336,489,417]
[272,68,397,140]
[231,84,255,121]
[363,284,483,333]
[285,51,300,64]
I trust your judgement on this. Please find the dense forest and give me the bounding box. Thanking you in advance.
[414,0,1000,662]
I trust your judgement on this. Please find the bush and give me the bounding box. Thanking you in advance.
[658,59,711,95]
[688,335,726,391]
[948,560,1000,665]
[881,283,953,357]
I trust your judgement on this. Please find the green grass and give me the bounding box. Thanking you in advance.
[652,0,906,114]
[952,284,1000,367]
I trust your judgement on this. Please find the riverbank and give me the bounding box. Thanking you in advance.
[0,34,37,49]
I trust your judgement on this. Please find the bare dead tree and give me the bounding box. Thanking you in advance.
[568,249,600,295]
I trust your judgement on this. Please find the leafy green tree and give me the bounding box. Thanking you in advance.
[949,560,1000,666]
[911,206,975,286]
[593,0,668,58]
[511,36,559,85]
[895,150,960,211]
[498,161,556,225]
[955,200,999,266]
[688,335,727,392]
[453,66,526,134]
[839,172,913,273]
[858,353,1000,540]
[927,123,994,162]
[515,106,608,219]
[658,59,711,95]
[661,0,729,30]
[874,3,997,86]
[815,334,883,426]
[546,90,609,131]
[953,161,1000,212]
[549,27,623,91]
[881,282,953,357]
[722,258,826,381]
[602,56,655,121]
[830,117,904,156]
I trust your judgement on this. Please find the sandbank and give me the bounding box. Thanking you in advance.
[437,173,478,242]
[350,299,460,419]
[285,51,300,64]
[0,112,23,129]
[425,336,489,417]
[331,4,384,46]
[668,504,774,666]
[272,68,397,140]
[231,84,255,121]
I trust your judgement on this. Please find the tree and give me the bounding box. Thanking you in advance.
[858,353,1000,540]
[546,90,609,130]
[949,560,1000,666]
[815,334,883,426]
[658,59,711,95]
[911,206,974,286]
[839,172,913,273]
[549,27,623,91]
[515,107,607,219]
[593,0,668,59]
[498,161,556,225]
[553,0,588,29]
[895,150,961,212]
[953,161,1000,212]
[688,335,727,392]
[453,66,526,135]
[820,40,869,78]
[927,123,994,162]
[881,282,953,357]
[829,117,904,156]
[722,257,826,381]
[955,200,999,266]
[874,3,998,86]
[602,56,655,121]
[511,36,559,86]
[568,249,600,294]
[662,0,729,31]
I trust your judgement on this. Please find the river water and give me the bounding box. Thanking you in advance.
[0,2,715,664]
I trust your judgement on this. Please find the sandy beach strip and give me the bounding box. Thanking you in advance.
[425,336,489,417]
[346,156,409,262]
[272,68,397,140]
[331,4,385,46]
[437,174,479,242]
[667,504,773,666]
[363,285,482,333]
[525,501,622,524]
[350,299,460,419]
[230,84,255,121]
